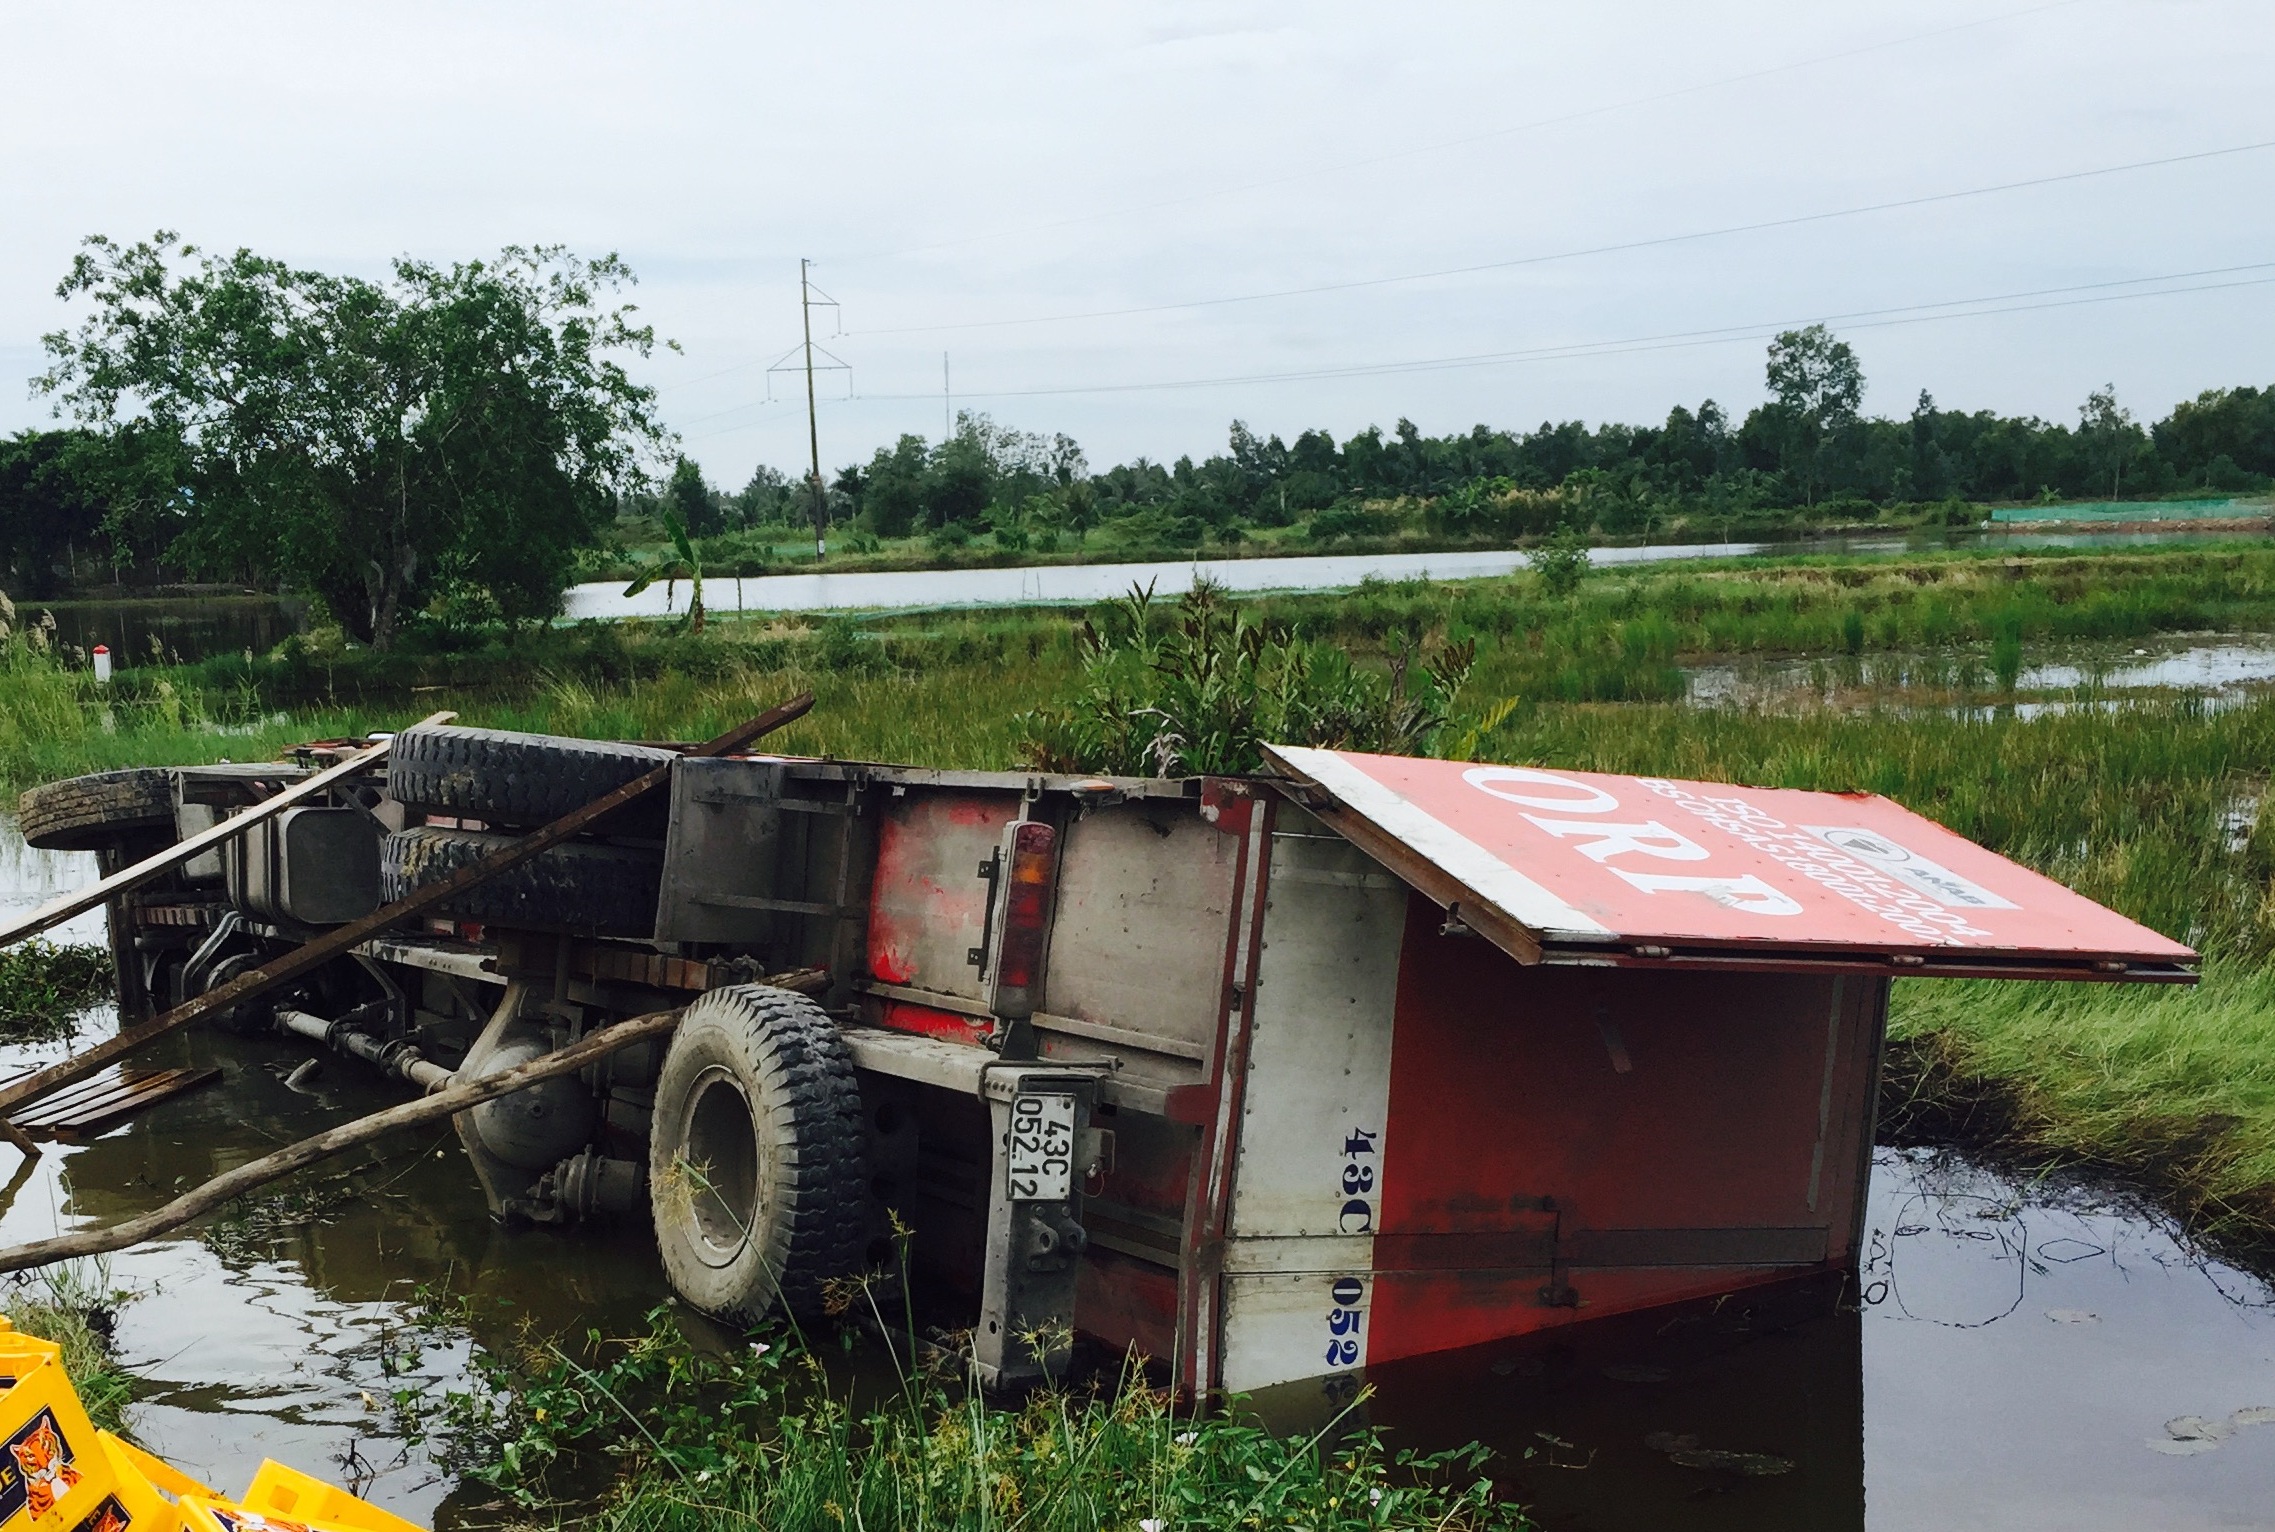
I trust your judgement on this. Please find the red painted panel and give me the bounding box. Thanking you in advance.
[867,792,1018,995]
[1371,894,1865,1364]
[1269,747,2194,965]
[873,998,992,1046]
[1077,1248,1181,1361]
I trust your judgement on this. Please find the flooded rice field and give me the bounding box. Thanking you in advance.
[1687,633,2275,719]
[3,818,2271,1528]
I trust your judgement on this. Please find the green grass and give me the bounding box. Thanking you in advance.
[1885,965,2275,1259]
[390,1302,1527,1531]
[3,1264,135,1437]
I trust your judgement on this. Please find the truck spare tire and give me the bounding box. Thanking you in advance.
[648,984,871,1323]
[17,768,177,851]
[386,725,675,829]
[380,826,664,937]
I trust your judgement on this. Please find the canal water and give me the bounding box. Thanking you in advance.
[33,596,306,667]
[11,526,2265,660]
[2,817,2270,1528]
[559,525,2269,622]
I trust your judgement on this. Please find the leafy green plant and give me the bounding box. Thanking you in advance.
[1525,525,1590,597]
[623,508,706,634]
[1021,581,1475,776]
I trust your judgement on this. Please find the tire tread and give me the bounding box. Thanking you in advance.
[387,725,673,828]
[17,769,176,851]
[380,825,663,936]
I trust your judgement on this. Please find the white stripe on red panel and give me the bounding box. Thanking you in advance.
[1267,745,1615,943]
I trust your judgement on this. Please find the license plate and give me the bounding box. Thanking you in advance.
[1006,1092,1077,1202]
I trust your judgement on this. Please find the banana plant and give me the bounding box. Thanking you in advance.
[623,508,706,634]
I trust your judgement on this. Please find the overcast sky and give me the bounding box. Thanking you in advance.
[4,1,2271,487]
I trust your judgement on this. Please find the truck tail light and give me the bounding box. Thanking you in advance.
[991,821,1058,1019]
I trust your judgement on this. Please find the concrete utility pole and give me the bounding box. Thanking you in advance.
[944,352,952,442]
[801,258,826,560]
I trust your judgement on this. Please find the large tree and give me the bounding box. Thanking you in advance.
[38,235,668,647]
[1765,324,1864,506]
[0,430,110,597]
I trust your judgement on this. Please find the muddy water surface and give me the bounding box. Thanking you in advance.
[1,817,2271,1529]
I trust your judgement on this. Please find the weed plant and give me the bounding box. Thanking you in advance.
[1022,582,1474,776]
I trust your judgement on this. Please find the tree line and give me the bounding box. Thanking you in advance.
[660,323,2275,556]
[6,232,2275,648]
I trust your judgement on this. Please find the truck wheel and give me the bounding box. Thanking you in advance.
[380,826,663,937]
[649,984,870,1324]
[387,725,674,829]
[17,769,176,852]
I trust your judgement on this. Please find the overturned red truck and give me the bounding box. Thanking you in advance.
[23,728,2193,1392]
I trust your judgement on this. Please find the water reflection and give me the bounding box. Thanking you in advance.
[1269,1150,2275,1532]
[32,597,305,666]
[1688,636,2275,718]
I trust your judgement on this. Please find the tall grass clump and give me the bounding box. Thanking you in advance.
[391,1304,1529,1531]
[1021,581,1475,775]
[3,1263,135,1436]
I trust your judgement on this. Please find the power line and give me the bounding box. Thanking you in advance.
[676,260,2275,433]
[839,0,2091,267]
[913,269,2275,399]
[851,137,2275,338]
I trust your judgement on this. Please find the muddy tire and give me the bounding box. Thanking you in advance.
[17,769,176,852]
[380,826,663,937]
[649,984,870,1324]
[387,725,673,829]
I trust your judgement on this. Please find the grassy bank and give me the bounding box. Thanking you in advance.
[3,1264,135,1437]
[1883,965,2275,1262]
[0,941,113,1043]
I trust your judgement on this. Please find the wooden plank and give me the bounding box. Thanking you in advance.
[0,693,815,1126]
[0,712,455,952]
[9,1066,221,1142]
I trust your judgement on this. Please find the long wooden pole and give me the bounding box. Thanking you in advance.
[0,712,456,952]
[0,692,814,1124]
[0,1009,682,1273]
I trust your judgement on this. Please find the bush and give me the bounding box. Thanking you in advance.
[1526,525,1590,597]
[1021,581,1474,776]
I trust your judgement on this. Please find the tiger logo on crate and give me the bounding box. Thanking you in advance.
[70,1494,131,1532]
[2,1408,84,1518]
[204,1510,312,1532]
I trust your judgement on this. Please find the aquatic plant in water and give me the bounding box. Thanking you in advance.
[0,941,112,1043]
[384,1299,1531,1531]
